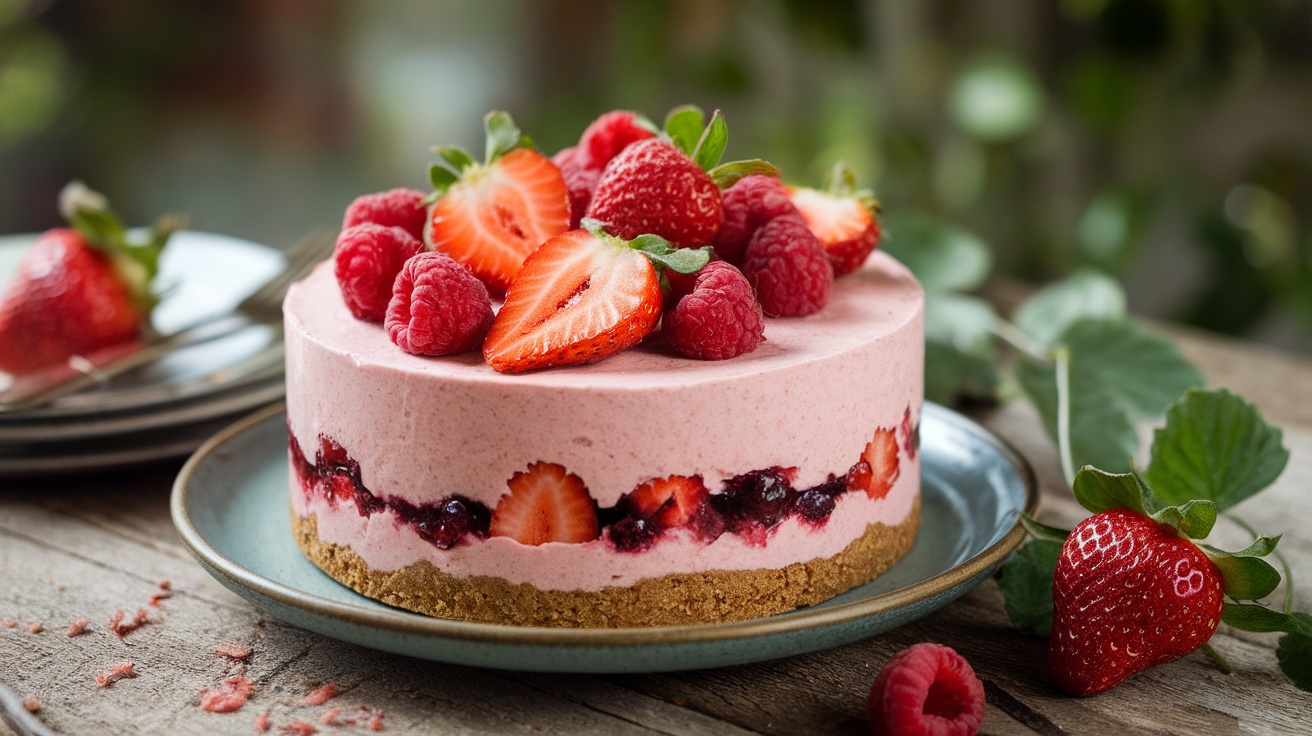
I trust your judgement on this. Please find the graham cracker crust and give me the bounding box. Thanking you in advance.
[292,496,920,628]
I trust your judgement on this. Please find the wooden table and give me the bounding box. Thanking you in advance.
[2,327,1309,736]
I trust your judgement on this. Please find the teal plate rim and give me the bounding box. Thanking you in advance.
[171,401,1038,671]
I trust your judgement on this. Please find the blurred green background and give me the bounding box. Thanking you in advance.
[2,0,1310,354]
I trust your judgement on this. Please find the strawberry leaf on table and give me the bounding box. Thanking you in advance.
[1012,269,1126,345]
[1145,388,1290,511]
[996,539,1062,637]
[1277,614,1312,691]
[1071,466,1218,538]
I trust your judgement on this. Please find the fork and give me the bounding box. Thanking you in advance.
[0,230,335,413]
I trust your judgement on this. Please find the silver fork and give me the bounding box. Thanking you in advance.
[0,230,335,413]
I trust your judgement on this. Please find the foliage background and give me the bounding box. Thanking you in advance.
[1,0,1310,354]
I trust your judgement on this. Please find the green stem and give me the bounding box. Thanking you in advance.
[992,318,1077,487]
[1202,642,1234,674]
[1227,513,1295,615]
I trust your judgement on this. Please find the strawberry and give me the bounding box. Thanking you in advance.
[619,475,710,528]
[482,222,711,373]
[426,111,570,295]
[576,110,659,170]
[1049,508,1224,696]
[0,182,177,375]
[789,163,882,277]
[489,461,599,545]
[849,427,900,500]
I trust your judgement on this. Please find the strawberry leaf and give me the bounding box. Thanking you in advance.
[483,110,523,162]
[1203,545,1282,600]
[692,109,728,171]
[630,236,712,275]
[997,539,1062,637]
[708,159,780,189]
[1072,467,1152,516]
[1278,615,1312,692]
[434,145,476,173]
[1145,388,1290,511]
[1221,602,1303,633]
[1020,514,1070,543]
[923,295,999,404]
[664,105,705,157]
[1012,269,1126,346]
[1149,498,1217,539]
[880,213,992,292]
[429,165,460,197]
[822,161,859,197]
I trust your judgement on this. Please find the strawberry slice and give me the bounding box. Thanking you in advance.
[620,475,709,528]
[489,462,599,545]
[788,163,881,277]
[426,112,570,295]
[859,427,900,500]
[482,223,711,373]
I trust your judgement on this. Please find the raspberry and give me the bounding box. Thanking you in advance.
[578,110,656,170]
[551,147,601,229]
[333,224,424,322]
[867,643,985,736]
[341,188,428,242]
[664,261,765,360]
[742,214,832,317]
[711,174,798,265]
[386,252,492,356]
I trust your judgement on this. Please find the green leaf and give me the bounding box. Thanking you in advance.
[1012,269,1126,346]
[1072,467,1151,516]
[1204,548,1282,601]
[925,341,999,405]
[434,145,476,173]
[692,109,727,171]
[948,51,1044,142]
[71,209,128,251]
[996,539,1062,637]
[429,164,459,196]
[923,294,999,403]
[1020,514,1070,543]
[483,110,522,162]
[707,159,780,189]
[1015,318,1204,472]
[664,105,704,156]
[822,161,859,197]
[880,213,992,293]
[1222,603,1303,633]
[1150,499,1216,539]
[631,236,711,275]
[1230,535,1282,558]
[1145,389,1290,511]
[1277,614,1312,692]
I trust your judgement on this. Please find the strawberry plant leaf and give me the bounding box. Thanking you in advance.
[926,342,1000,405]
[1231,535,1282,558]
[1203,547,1282,600]
[1278,614,1312,692]
[429,164,460,197]
[631,237,712,275]
[434,145,475,173]
[822,161,859,197]
[1072,467,1151,516]
[1150,499,1217,540]
[692,109,728,171]
[1221,603,1303,633]
[880,213,991,292]
[1145,389,1290,511]
[1012,269,1126,346]
[996,539,1062,637]
[483,110,522,162]
[664,105,705,157]
[1020,515,1070,543]
[923,294,1000,404]
[707,159,780,189]
[1016,318,1204,472]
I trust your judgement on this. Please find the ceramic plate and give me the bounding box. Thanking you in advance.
[173,402,1036,673]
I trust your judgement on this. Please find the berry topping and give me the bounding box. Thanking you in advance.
[711,174,798,266]
[578,110,659,170]
[856,427,901,500]
[341,188,429,242]
[664,260,765,361]
[711,467,797,537]
[482,225,709,373]
[899,406,918,460]
[333,223,424,322]
[586,138,722,248]
[551,146,602,229]
[426,112,570,295]
[489,462,600,545]
[1049,508,1224,696]
[742,214,833,317]
[792,488,837,525]
[789,163,881,277]
[608,516,660,553]
[392,495,491,549]
[386,251,492,356]
[867,643,985,736]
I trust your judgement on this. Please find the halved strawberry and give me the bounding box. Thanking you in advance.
[426,112,570,295]
[482,223,711,373]
[620,475,709,527]
[861,427,901,500]
[488,461,599,545]
[788,163,881,277]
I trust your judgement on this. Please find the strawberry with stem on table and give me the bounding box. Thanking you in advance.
[0,182,180,375]
[425,111,570,295]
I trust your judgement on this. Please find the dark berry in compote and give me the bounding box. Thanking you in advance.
[793,488,837,524]
[609,516,660,552]
[713,467,796,530]
[392,495,491,549]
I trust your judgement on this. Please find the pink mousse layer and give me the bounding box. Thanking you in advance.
[284,252,923,508]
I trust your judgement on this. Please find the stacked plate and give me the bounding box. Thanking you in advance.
[0,231,290,477]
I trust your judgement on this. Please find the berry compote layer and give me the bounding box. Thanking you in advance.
[284,252,923,626]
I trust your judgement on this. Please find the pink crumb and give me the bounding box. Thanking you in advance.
[1,618,17,628]
[107,608,152,638]
[279,721,318,735]
[96,661,137,688]
[199,675,253,713]
[303,682,338,706]
[26,621,43,634]
[253,711,271,732]
[22,695,40,712]
[67,618,89,637]
[215,643,254,662]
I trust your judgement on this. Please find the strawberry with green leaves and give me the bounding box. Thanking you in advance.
[0,182,178,375]
[788,162,882,277]
[482,220,712,373]
[426,111,570,295]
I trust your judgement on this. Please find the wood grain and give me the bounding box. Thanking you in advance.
[3,327,1310,736]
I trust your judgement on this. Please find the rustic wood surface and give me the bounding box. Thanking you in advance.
[2,326,1310,736]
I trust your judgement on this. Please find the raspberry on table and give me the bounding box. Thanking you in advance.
[742,214,832,317]
[334,223,425,322]
[867,643,985,736]
[664,261,764,360]
[342,188,429,242]
[386,251,493,356]
[712,174,798,266]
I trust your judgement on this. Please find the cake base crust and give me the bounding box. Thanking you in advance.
[291,497,921,628]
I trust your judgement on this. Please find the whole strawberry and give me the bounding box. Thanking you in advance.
[576,110,658,170]
[0,182,177,375]
[1049,508,1223,696]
